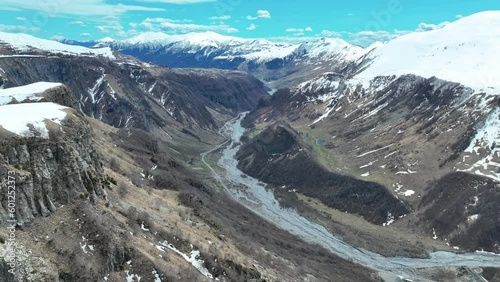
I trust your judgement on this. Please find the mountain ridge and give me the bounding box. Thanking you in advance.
[50,11,500,92]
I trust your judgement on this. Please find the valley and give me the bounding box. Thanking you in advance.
[0,7,499,282]
[203,113,500,282]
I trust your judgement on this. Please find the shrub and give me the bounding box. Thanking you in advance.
[119,182,129,197]
[19,137,28,145]
[48,126,63,141]
[109,157,120,172]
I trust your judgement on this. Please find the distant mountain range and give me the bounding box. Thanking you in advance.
[56,11,500,94]
[56,31,374,89]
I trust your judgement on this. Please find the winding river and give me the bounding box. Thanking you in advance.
[202,113,500,282]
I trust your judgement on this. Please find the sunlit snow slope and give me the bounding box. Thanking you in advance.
[0,31,114,58]
[356,11,500,94]
[0,102,68,138]
[0,82,62,105]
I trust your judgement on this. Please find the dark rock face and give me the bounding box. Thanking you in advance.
[157,69,266,112]
[418,172,500,253]
[118,46,245,70]
[36,85,79,109]
[236,123,410,225]
[0,56,268,132]
[0,109,106,226]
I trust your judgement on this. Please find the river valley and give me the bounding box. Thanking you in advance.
[202,113,500,282]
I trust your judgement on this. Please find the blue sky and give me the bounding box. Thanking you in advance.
[0,0,499,45]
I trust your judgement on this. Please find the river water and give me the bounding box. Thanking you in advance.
[211,113,500,282]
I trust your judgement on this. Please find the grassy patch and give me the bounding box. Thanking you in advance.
[297,127,338,170]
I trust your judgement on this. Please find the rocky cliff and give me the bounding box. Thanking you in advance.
[0,56,268,132]
[0,85,109,281]
[0,108,106,226]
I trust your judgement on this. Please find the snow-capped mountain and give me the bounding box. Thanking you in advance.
[243,11,500,255]
[58,32,370,88]
[0,31,114,59]
[354,11,500,94]
[290,11,500,181]
[246,11,500,197]
[85,31,367,64]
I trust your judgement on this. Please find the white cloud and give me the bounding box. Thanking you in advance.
[286,27,313,34]
[0,24,40,33]
[416,21,450,32]
[347,30,410,46]
[209,15,231,20]
[134,17,238,34]
[246,24,256,31]
[139,21,153,30]
[285,28,301,33]
[456,14,463,19]
[50,35,66,41]
[263,36,334,44]
[97,19,124,34]
[16,17,27,21]
[69,21,85,26]
[160,21,238,33]
[0,6,21,11]
[96,15,139,37]
[136,0,215,3]
[257,10,271,18]
[247,10,271,20]
[320,30,341,37]
[80,32,91,37]
[347,20,450,46]
[0,0,164,16]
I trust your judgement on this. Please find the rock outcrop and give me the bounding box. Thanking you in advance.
[0,107,105,226]
[0,85,107,281]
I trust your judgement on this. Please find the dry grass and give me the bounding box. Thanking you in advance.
[88,117,275,280]
[295,194,452,257]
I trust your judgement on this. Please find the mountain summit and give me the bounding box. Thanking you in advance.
[355,11,500,94]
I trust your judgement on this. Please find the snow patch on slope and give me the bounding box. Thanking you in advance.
[0,31,114,59]
[459,107,500,182]
[0,82,62,105]
[0,102,68,138]
[156,241,213,279]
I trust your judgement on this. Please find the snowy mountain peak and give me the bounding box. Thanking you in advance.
[104,31,366,67]
[98,37,115,43]
[180,31,243,43]
[354,11,500,94]
[121,32,172,45]
[295,37,367,62]
[119,31,244,48]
